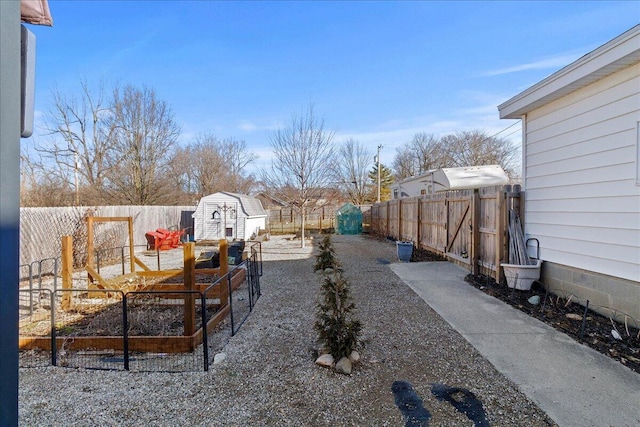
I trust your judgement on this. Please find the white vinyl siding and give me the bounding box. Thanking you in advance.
[637,121,640,185]
[523,63,640,282]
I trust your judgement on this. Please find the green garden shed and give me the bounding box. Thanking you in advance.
[336,203,363,235]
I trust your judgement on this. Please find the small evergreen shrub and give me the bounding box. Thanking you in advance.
[314,235,361,360]
[315,273,362,359]
[314,234,341,272]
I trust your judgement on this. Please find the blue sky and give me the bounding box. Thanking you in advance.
[25,1,640,174]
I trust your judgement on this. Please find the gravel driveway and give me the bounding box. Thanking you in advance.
[19,234,557,426]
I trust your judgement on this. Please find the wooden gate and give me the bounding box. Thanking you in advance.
[445,193,472,267]
[370,185,521,280]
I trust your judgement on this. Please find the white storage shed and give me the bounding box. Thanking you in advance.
[192,192,268,241]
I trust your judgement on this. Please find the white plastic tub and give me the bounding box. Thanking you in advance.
[501,259,542,291]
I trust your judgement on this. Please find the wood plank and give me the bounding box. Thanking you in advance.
[183,242,196,336]
[61,236,73,310]
[134,256,151,272]
[471,190,480,276]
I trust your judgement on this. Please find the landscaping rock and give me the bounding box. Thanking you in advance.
[335,357,352,375]
[213,352,226,365]
[315,353,334,368]
[349,350,360,364]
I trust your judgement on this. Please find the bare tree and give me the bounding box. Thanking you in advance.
[186,134,227,197]
[393,132,445,180]
[332,138,372,206]
[441,130,519,177]
[218,137,258,194]
[167,134,258,200]
[410,132,446,174]
[102,85,180,205]
[392,146,418,180]
[393,129,520,180]
[261,105,335,247]
[19,149,74,206]
[36,79,114,205]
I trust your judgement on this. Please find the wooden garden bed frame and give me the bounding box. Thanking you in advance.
[20,216,246,353]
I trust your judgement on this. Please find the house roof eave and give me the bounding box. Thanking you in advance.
[498,25,640,119]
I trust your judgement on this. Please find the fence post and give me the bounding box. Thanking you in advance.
[86,216,95,286]
[386,202,390,237]
[495,187,506,281]
[397,199,402,241]
[201,292,209,372]
[61,236,73,311]
[416,199,422,249]
[471,189,480,276]
[183,242,196,337]
[122,294,129,371]
[127,217,135,274]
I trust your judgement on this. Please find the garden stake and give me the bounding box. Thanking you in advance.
[624,315,629,337]
[579,300,589,338]
[565,295,573,307]
[541,289,549,317]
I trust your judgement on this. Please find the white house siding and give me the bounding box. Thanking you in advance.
[523,63,640,283]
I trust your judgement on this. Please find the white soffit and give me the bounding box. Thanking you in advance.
[499,25,640,119]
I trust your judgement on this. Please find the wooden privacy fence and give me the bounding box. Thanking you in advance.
[370,185,522,280]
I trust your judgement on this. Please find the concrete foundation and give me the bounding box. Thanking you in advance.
[542,261,640,323]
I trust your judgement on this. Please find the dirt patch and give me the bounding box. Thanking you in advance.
[20,273,222,337]
[411,246,448,262]
[464,273,640,375]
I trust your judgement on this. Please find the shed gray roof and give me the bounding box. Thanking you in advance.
[219,192,267,217]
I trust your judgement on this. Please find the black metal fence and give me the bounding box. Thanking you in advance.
[19,246,262,372]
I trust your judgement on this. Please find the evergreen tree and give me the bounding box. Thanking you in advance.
[314,234,341,272]
[315,273,362,359]
[368,163,394,202]
[314,235,361,359]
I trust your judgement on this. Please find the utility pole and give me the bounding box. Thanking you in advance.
[376,144,382,203]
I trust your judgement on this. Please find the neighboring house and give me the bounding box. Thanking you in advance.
[498,25,640,320]
[192,192,268,241]
[254,192,288,210]
[391,165,509,199]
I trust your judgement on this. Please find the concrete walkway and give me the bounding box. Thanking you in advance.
[390,261,640,427]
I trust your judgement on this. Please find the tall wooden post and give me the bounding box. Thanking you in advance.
[416,199,422,250]
[398,199,403,241]
[61,236,73,311]
[219,239,228,277]
[183,242,195,336]
[86,216,94,286]
[495,187,506,281]
[386,202,390,237]
[127,217,135,274]
[471,189,481,276]
[218,239,229,308]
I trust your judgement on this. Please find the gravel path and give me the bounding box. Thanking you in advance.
[19,234,557,426]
